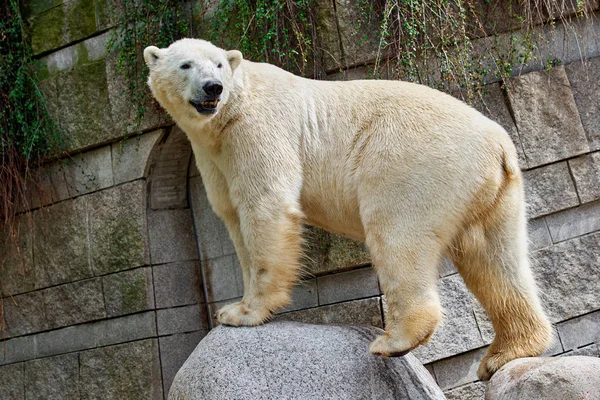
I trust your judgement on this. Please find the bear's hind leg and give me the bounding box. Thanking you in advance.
[366,230,444,358]
[449,181,553,381]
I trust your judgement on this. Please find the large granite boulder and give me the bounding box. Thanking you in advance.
[169,321,445,400]
[486,356,600,400]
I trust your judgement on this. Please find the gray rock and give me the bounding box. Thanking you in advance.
[523,162,579,219]
[485,356,600,400]
[153,261,204,308]
[432,347,487,390]
[0,363,24,400]
[569,152,600,203]
[159,332,205,397]
[25,354,79,400]
[528,217,552,250]
[202,254,244,302]
[546,200,600,242]
[304,226,371,275]
[0,215,35,297]
[335,0,381,68]
[565,57,600,150]
[507,66,589,167]
[316,267,380,305]
[148,208,198,265]
[279,278,318,312]
[157,304,208,336]
[43,279,106,328]
[2,290,49,337]
[445,381,486,400]
[111,130,163,185]
[556,310,600,351]
[168,322,445,400]
[102,267,155,317]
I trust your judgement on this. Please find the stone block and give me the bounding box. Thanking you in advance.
[438,257,457,277]
[316,267,380,305]
[189,176,236,260]
[274,297,383,328]
[546,200,600,243]
[466,0,529,39]
[569,152,600,203]
[80,340,162,400]
[159,331,205,397]
[34,197,92,287]
[21,0,57,19]
[476,83,527,168]
[566,57,600,150]
[42,45,79,75]
[24,353,79,400]
[35,324,97,358]
[112,130,163,184]
[49,146,114,201]
[44,279,106,328]
[335,0,381,68]
[432,347,487,390]
[561,343,600,357]
[88,181,149,275]
[528,217,552,250]
[313,0,343,72]
[557,310,600,351]
[523,162,579,219]
[444,381,486,400]
[280,278,318,312]
[0,363,24,400]
[304,226,371,275]
[507,66,589,167]
[56,60,116,151]
[157,304,208,336]
[23,166,57,210]
[2,290,49,337]
[203,255,244,303]
[532,232,600,322]
[103,267,155,317]
[153,261,203,308]
[148,209,197,265]
[413,275,485,364]
[0,215,35,296]
[0,336,36,365]
[94,311,157,347]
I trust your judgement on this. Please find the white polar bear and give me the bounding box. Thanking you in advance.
[144,38,552,380]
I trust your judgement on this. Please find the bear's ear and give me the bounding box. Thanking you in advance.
[226,50,243,71]
[144,46,162,69]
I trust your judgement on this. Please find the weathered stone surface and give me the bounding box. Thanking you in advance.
[304,226,371,275]
[528,217,552,250]
[445,381,486,400]
[413,275,485,364]
[486,356,600,400]
[203,255,243,303]
[43,279,106,328]
[0,363,24,400]
[507,66,589,167]
[532,233,600,322]
[88,180,149,274]
[566,57,600,150]
[56,60,116,151]
[189,176,236,260]
[557,310,600,351]
[0,336,36,365]
[159,331,205,397]
[2,290,48,337]
[432,347,487,390]
[157,304,207,336]
[80,340,162,400]
[169,322,445,400]
[112,130,163,184]
[148,209,197,265]
[95,311,157,347]
[274,297,383,328]
[476,83,526,168]
[546,200,600,242]
[0,215,35,296]
[523,162,579,219]
[153,261,203,308]
[317,267,380,305]
[313,0,344,72]
[36,324,97,358]
[438,257,457,277]
[466,0,530,39]
[49,146,114,201]
[280,278,318,312]
[34,197,92,287]
[25,353,79,400]
[561,343,600,357]
[569,152,600,203]
[150,126,191,210]
[103,267,154,317]
[335,0,381,68]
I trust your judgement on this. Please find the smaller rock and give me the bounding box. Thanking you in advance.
[486,356,600,400]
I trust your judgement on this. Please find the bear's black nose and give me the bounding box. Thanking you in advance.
[204,81,223,97]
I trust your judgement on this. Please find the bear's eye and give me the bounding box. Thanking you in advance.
[217,63,223,68]
[180,63,191,70]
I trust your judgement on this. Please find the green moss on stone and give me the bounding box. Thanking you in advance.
[30,5,64,55]
[66,0,97,42]
[93,218,145,275]
[119,273,147,314]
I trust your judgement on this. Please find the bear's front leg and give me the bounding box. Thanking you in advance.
[216,200,304,327]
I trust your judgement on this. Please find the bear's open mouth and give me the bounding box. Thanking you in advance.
[189,99,219,114]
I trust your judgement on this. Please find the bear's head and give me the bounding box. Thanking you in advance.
[143,39,243,122]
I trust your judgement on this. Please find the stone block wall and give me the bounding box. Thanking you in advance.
[1,1,599,398]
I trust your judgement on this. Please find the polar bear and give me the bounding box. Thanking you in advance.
[144,38,552,380]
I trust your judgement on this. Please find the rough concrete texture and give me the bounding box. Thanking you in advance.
[168,322,445,400]
[485,356,600,400]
